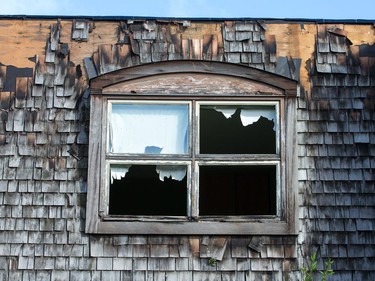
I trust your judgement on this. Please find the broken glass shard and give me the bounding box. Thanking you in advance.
[110,164,130,184]
[156,165,187,181]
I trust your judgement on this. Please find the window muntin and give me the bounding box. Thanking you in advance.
[104,100,281,220]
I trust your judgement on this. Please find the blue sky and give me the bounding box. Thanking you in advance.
[0,0,374,19]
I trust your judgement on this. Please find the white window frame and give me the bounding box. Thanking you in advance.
[85,60,298,235]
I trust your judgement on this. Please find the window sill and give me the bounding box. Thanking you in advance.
[87,219,297,235]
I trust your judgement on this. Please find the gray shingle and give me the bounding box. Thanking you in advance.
[3,193,21,205]
[24,219,40,231]
[113,258,132,270]
[113,236,129,246]
[217,257,237,271]
[225,53,241,63]
[129,237,147,245]
[165,271,193,281]
[229,42,243,52]
[34,257,55,270]
[72,20,90,41]
[356,219,373,231]
[133,258,147,271]
[51,270,69,280]
[242,40,258,52]
[129,245,147,257]
[236,31,252,41]
[251,259,273,271]
[235,22,254,31]
[231,238,249,258]
[44,244,63,257]
[96,257,113,270]
[176,258,190,271]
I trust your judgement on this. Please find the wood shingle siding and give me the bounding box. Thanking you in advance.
[0,16,373,280]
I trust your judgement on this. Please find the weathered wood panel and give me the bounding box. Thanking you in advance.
[102,73,283,96]
[91,60,297,95]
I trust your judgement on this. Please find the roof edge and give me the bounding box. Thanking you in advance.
[0,15,374,24]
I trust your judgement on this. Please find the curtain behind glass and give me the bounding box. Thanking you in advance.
[110,104,189,154]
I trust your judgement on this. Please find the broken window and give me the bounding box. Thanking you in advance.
[200,104,277,154]
[109,164,188,216]
[86,62,298,235]
[105,101,280,219]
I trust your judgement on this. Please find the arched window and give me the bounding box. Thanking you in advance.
[86,60,298,234]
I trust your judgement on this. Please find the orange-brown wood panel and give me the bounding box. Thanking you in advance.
[267,23,316,95]
[0,20,54,68]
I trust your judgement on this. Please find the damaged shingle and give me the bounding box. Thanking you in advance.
[72,20,90,41]
[248,236,264,253]
[329,33,348,53]
[327,26,348,37]
[359,44,375,57]
[200,237,228,261]
[315,26,360,75]
[275,56,301,80]
[2,66,33,92]
[50,22,61,51]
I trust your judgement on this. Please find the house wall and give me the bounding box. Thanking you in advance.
[0,17,374,280]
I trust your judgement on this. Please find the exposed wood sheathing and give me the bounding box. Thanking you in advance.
[0,20,54,68]
[267,23,316,93]
[0,18,374,280]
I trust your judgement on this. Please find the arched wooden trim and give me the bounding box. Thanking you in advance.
[90,60,298,96]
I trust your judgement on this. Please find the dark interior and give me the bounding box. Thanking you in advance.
[200,107,276,154]
[199,165,277,216]
[109,165,187,216]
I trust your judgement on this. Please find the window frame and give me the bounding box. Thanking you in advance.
[86,60,298,235]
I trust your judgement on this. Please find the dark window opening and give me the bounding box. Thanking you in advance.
[199,165,276,216]
[109,165,187,216]
[200,106,276,154]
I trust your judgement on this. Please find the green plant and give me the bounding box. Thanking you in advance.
[208,257,218,267]
[301,252,334,281]
[320,258,334,281]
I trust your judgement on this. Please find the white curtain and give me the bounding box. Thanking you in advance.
[110,104,189,154]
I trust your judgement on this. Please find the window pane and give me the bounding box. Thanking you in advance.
[199,165,276,216]
[110,104,189,154]
[109,164,187,216]
[200,105,276,154]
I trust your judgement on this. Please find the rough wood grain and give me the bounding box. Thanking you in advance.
[102,73,284,96]
[91,60,297,95]
[85,94,103,233]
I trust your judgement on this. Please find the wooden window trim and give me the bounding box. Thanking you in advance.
[86,60,298,235]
